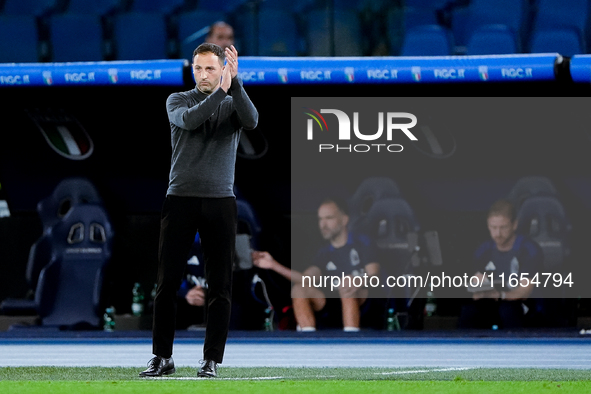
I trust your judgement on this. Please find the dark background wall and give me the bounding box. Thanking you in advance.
[1,80,590,317]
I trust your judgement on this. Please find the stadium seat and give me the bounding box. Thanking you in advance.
[258,0,299,11]
[529,28,584,57]
[2,0,59,16]
[352,197,423,325]
[0,178,105,316]
[193,0,245,12]
[32,177,105,291]
[50,14,104,62]
[0,235,52,315]
[0,178,105,317]
[532,0,588,39]
[400,24,454,56]
[460,0,527,49]
[354,197,421,274]
[0,15,39,63]
[131,0,185,14]
[348,177,443,327]
[401,6,439,31]
[466,24,519,55]
[516,195,571,269]
[177,10,226,61]
[64,0,120,15]
[386,6,439,55]
[507,176,571,269]
[507,177,574,326]
[507,176,558,208]
[35,203,113,328]
[404,0,448,9]
[257,9,299,56]
[348,177,402,229]
[112,12,168,60]
[505,177,572,327]
[37,177,104,231]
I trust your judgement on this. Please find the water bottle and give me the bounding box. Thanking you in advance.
[264,307,274,331]
[386,308,401,331]
[386,308,395,331]
[425,291,437,317]
[103,306,116,332]
[131,282,145,317]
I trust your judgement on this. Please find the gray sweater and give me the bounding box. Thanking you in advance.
[165,76,258,198]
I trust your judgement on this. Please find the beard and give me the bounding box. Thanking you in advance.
[320,226,340,241]
[197,82,213,94]
[196,78,219,94]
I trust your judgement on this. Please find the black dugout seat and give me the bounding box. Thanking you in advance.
[507,176,573,326]
[348,176,402,230]
[0,177,106,317]
[36,203,113,327]
[507,176,571,269]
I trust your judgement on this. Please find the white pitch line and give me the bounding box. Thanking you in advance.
[147,376,285,381]
[377,367,475,375]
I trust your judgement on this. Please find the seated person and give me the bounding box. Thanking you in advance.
[459,199,543,329]
[176,234,207,330]
[253,197,381,332]
[177,233,268,330]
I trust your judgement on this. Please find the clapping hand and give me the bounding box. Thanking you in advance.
[220,45,238,92]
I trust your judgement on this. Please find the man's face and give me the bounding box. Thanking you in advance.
[193,52,223,94]
[487,214,517,250]
[208,26,234,49]
[318,202,348,241]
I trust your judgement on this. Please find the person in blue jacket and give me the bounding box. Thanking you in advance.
[460,199,543,329]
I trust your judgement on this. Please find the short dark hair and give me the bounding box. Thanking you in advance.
[488,199,516,222]
[320,196,349,216]
[193,43,225,64]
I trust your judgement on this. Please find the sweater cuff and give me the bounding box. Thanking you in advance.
[230,75,243,91]
[212,86,228,99]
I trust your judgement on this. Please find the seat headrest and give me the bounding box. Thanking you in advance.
[354,198,420,239]
[349,177,401,222]
[37,177,103,229]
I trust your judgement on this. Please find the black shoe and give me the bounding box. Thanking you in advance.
[198,359,218,378]
[139,356,175,377]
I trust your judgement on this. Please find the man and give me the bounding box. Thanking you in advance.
[178,233,272,331]
[176,234,206,330]
[139,42,258,378]
[205,21,235,49]
[289,197,380,332]
[460,199,543,329]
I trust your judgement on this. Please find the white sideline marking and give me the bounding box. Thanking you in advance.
[148,367,475,379]
[377,367,475,375]
[148,376,285,380]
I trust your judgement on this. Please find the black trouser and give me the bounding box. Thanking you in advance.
[153,195,236,363]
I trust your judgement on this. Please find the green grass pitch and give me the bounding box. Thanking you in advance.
[1,367,591,393]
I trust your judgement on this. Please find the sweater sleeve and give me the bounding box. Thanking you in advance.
[166,88,227,130]
[229,76,259,130]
